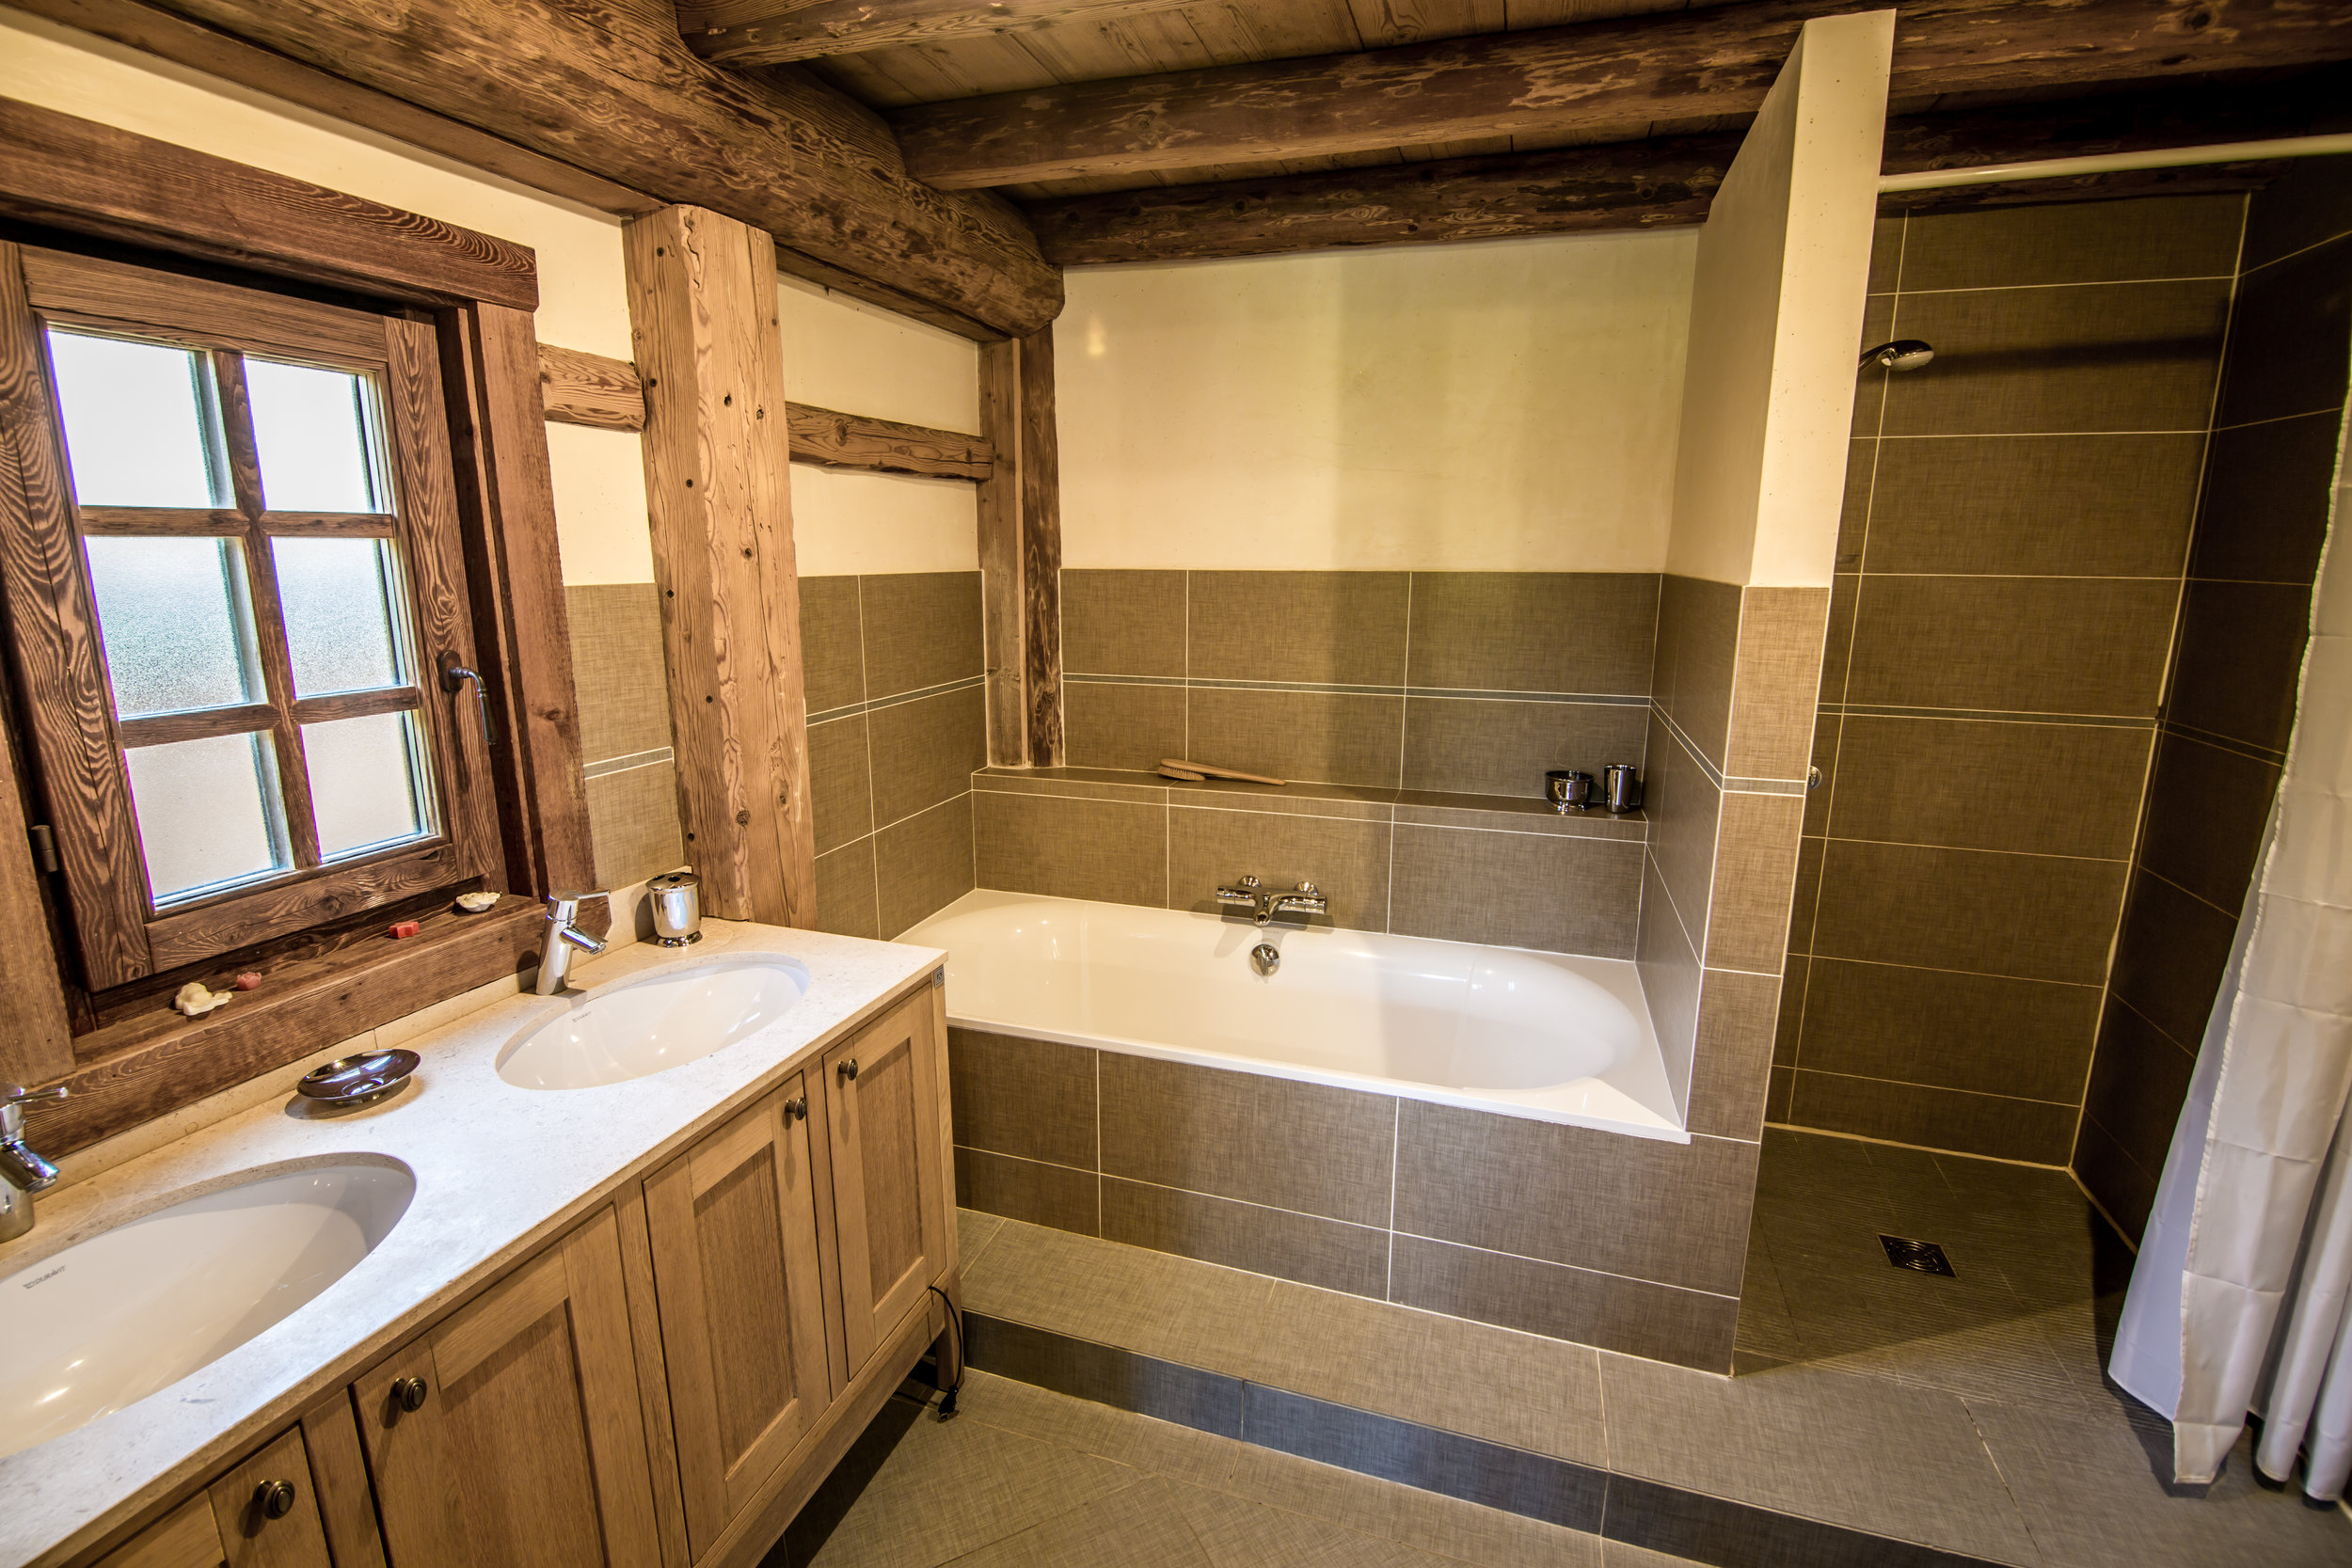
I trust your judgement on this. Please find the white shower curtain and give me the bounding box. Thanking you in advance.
[2108,403,2352,1497]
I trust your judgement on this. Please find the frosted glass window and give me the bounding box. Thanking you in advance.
[305,710,430,860]
[84,536,261,718]
[45,331,224,509]
[246,359,384,514]
[125,732,289,904]
[273,537,404,696]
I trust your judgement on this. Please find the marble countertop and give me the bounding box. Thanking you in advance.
[0,918,943,1568]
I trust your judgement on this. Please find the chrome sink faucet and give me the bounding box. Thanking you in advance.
[0,1083,68,1243]
[536,889,611,996]
[1215,875,1329,927]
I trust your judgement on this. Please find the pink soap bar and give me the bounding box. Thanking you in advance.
[388,920,421,940]
[232,972,262,990]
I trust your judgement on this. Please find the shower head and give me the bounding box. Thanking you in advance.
[1859,340,1935,372]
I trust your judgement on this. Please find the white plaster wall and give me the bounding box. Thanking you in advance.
[1057,230,1697,572]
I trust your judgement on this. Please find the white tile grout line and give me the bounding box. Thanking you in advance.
[1780,945,2103,990]
[1386,1100,1401,1303]
[856,575,882,936]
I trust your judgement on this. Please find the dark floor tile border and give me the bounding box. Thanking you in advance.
[962,1312,2008,1568]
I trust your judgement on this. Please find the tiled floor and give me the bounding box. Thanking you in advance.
[771,1130,2349,1566]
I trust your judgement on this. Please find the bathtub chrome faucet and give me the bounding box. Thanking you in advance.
[1216,875,1328,927]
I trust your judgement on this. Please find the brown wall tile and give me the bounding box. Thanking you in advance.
[799,575,865,714]
[2193,411,2342,585]
[1064,680,1187,772]
[1405,573,1658,694]
[1391,1236,1740,1372]
[2239,155,2352,273]
[1704,792,1804,973]
[1787,836,1822,954]
[1061,569,1186,675]
[585,761,683,888]
[2214,235,2352,429]
[876,793,975,936]
[869,684,988,827]
[1795,958,2102,1102]
[1390,824,1642,958]
[2081,998,2198,1188]
[1819,577,1856,708]
[1401,696,1648,799]
[1184,686,1403,789]
[1879,280,2230,436]
[1867,214,1903,293]
[1898,194,2243,291]
[1765,1067,1795,1125]
[1827,715,2153,859]
[1688,967,1781,1142]
[566,582,673,762]
[860,571,983,698]
[1099,1053,1397,1227]
[1638,852,1703,1107]
[1188,571,1408,685]
[1811,839,2126,984]
[1836,441,1874,570]
[1102,1179,1390,1300]
[813,837,878,940]
[1773,956,1806,1065]
[2072,1114,2157,1245]
[948,1028,1097,1169]
[1394,1102,1759,1294]
[1168,804,1390,929]
[2137,730,2280,913]
[807,714,872,855]
[1846,576,2176,718]
[1788,1070,2076,1164]
[1652,575,1740,770]
[1725,589,1828,781]
[955,1147,1099,1237]
[1853,293,1894,435]
[1645,711,1720,947]
[975,789,1165,908]
[2167,579,2312,755]
[2107,868,2237,1049]
[1863,435,2203,578]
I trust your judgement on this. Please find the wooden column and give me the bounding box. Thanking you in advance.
[978,327,1063,768]
[625,205,816,927]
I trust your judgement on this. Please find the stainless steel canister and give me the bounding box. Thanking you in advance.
[1603,764,1645,815]
[646,870,703,947]
[1545,769,1595,813]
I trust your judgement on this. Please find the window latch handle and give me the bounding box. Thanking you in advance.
[439,656,496,751]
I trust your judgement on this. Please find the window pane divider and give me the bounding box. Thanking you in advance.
[211,349,322,871]
[117,703,277,749]
[260,512,398,538]
[77,506,247,537]
[290,686,421,725]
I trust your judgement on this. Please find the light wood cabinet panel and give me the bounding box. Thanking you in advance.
[644,1075,834,1557]
[822,985,949,1375]
[353,1207,661,1568]
[96,1427,329,1568]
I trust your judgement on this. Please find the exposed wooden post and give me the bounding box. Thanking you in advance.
[625,206,816,927]
[977,327,1062,769]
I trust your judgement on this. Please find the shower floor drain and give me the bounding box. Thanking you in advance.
[1879,1235,1956,1277]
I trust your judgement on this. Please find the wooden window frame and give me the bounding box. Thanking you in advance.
[0,94,593,1157]
[8,246,504,982]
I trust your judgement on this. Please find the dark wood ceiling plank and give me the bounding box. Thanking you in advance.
[678,0,1204,66]
[897,0,2352,188]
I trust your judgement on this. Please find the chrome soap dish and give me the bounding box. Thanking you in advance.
[295,1049,420,1111]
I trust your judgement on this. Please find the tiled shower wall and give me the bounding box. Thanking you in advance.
[1776,194,2245,1164]
[803,572,985,940]
[568,583,685,888]
[2076,161,2352,1239]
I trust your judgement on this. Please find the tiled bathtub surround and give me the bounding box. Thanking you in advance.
[803,571,985,940]
[567,581,685,887]
[970,768,1645,958]
[2076,160,2352,1239]
[1778,194,2244,1164]
[948,1028,1757,1370]
[1059,570,1658,798]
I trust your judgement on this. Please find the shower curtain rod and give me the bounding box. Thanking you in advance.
[1879,132,2352,193]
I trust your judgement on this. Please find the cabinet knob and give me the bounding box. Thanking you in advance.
[837,1058,858,1082]
[784,1096,807,1121]
[391,1375,429,1414]
[254,1480,297,1520]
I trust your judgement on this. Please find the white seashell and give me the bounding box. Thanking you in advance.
[454,891,499,913]
[172,981,230,1018]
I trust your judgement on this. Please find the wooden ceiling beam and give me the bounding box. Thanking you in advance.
[896,0,2352,190]
[45,0,1061,338]
[676,0,1200,67]
[1026,78,2352,264]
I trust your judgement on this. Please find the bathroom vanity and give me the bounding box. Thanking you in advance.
[0,922,955,1568]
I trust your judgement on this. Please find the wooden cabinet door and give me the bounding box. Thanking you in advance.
[823,984,950,1375]
[644,1076,833,1556]
[353,1207,661,1568]
[97,1427,329,1568]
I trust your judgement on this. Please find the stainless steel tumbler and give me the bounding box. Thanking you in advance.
[1603,764,1645,814]
[646,870,703,947]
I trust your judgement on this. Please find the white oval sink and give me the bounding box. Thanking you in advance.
[0,1161,413,1458]
[496,953,811,1091]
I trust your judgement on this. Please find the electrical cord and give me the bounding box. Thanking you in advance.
[926,1284,965,1420]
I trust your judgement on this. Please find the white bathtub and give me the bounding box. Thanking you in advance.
[901,890,1687,1143]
